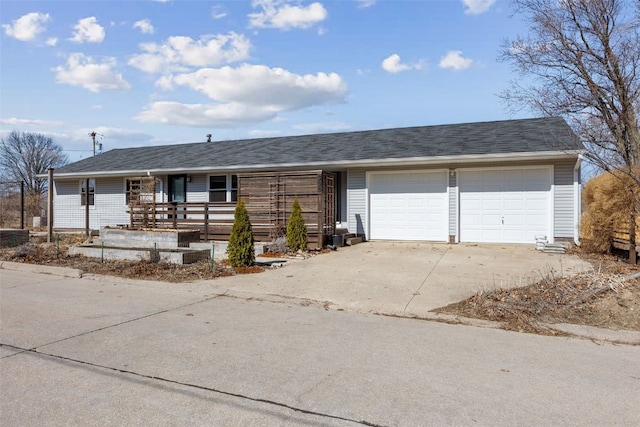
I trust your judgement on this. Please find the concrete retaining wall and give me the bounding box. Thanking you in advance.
[69,245,210,265]
[96,228,200,249]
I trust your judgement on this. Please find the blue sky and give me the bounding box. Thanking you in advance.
[1,0,533,162]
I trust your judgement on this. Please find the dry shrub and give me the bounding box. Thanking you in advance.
[581,170,638,253]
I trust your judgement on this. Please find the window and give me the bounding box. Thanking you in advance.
[209,175,238,202]
[80,179,95,206]
[231,175,238,202]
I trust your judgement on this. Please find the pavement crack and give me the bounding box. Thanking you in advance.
[4,344,385,427]
[403,247,450,316]
[25,293,227,352]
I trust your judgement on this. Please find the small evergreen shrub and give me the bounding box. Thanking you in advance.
[286,198,308,252]
[227,199,255,267]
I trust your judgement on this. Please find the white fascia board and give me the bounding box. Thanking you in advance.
[47,150,585,179]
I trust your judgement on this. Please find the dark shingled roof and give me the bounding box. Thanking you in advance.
[55,117,583,175]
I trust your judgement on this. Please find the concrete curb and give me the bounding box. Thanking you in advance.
[546,322,640,345]
[0,261,83,279]
[206,288,640,346]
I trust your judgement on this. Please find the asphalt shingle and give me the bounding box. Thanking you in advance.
[55,117,582,175]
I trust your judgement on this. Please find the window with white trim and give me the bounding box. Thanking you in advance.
[80,179,95,206]
[208,175,237,202]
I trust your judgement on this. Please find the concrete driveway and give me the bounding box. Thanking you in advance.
[206,242,591,318]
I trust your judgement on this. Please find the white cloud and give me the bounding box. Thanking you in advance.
[135,102,277,127]
[0,117,63,126]
[169,64,347,109]
[438,50,473,70]
[53,53,131,92]
[45,37,58,46]
[137,64,347,127]
[128,32,251,73]
[133,19,154,34]
[2,12,50,42]
[381,53,423,74]
[249,0,327,30]
[293,121,351,133]
[70,17,105,43]
[155,75,175,90]
[462,0,495,15]
[358,0,376,8]
[211,5,228,20]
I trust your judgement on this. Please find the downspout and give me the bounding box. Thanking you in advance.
[573,154,583,245]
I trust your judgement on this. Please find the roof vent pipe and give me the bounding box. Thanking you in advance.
[206,134,212,143]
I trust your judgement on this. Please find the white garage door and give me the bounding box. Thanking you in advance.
[459,168,551,243]
[369,171,448,241]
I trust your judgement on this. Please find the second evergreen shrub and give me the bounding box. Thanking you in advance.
[286,198,308,252]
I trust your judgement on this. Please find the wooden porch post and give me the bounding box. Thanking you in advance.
[204,203,209,241]
[630,209,637,264]
[85,178,90,237]
[47,168,53,243]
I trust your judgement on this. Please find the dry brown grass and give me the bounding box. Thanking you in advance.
[436,251,639,334]
[581,170,639,253]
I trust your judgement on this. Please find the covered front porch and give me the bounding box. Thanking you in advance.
[127,170,338,249]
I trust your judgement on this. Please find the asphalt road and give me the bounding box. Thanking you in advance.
[1,269,639,426]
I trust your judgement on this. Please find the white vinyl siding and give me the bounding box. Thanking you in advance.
[448,171,457,241]
[54,178,131,229]
[368,171,448,241]
[553,161,575,239]
[187,174,208,203]
[347,169,367,237]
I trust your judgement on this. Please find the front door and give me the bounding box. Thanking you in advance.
[168,174,187,219]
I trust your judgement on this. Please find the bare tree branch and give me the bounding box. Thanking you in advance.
[500,0,640,186]
[0,130,69,195]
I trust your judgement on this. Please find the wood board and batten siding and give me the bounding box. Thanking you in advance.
[238,170,336,249]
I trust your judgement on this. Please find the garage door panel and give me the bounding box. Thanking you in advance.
[504,199,525,211]
[460,168,550,244]
[481,229,502,241]
[370,171,447,241]
[483,214,502,225]
[482,199,502,210]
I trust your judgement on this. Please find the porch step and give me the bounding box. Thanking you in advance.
[542,243,568,254]
[330,232,355,247]
[345,236,363,246]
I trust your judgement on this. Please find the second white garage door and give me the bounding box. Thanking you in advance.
[459,168,551,243]
[369,171,448,241]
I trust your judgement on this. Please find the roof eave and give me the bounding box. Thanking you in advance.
[47,150,584,179]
